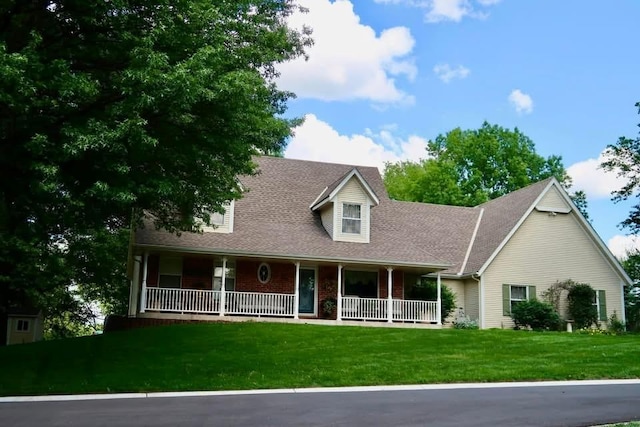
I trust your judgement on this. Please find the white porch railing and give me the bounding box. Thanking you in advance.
[145,288,221,313]
[393,299,438,323]
[342,297,388,321]
[144,288,295,317]
[341,297,438,323]
[226,291,295,317]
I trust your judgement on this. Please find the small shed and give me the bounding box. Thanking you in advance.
[2,307,44,346]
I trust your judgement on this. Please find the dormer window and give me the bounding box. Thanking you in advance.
[342,203,361,234]
[210,211,225,226]
[201,201,234,233]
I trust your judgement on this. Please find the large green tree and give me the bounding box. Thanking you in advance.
[384,122,587,213]
[0,1,311,329]
[601,102,640,233]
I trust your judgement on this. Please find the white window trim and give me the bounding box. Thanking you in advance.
[593,290,601,320]
[341,203,362,235]
[510,285,528,311]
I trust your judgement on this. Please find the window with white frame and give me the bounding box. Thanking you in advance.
[510,285,528,312]
[344,270,378,298]
[213,260,235,291]
[210,211,225,226]
[341,203,361,234]
[16,319,30,332]
[158,256,182,288]
[592,290,607,321]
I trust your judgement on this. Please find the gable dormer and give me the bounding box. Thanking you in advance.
[311,168,379,243]
[201,200,235,233]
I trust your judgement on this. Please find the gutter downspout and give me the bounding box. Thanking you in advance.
[472,273,484,329]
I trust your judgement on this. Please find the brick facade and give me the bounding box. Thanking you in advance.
[236,260,295,293]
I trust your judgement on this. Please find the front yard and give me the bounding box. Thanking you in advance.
[0,322,638,396]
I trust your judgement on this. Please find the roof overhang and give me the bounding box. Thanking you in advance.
[311,168,380,211]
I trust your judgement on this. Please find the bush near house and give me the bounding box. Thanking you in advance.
[511,299,561,331]
[405,279,456,322]
[568,283,599,329]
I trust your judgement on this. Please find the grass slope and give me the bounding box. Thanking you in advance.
[1,322,639,396]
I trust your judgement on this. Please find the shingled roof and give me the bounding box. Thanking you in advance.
[135,156,553,274]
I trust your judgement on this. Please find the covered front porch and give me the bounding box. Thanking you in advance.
[130,253,444,325]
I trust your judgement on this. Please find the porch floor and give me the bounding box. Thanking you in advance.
[138,312,444,329]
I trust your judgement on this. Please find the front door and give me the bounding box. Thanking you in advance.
[299,268,316,315]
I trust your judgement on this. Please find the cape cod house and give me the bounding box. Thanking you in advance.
[126,156,630,329]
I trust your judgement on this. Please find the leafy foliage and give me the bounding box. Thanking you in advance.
[383,122,588,217]
[511,299,561,331]
[601,102,640,232]
[621,251,640,332]
[405,278,456,322]
[567,283,598,329]
[0,1,311,330]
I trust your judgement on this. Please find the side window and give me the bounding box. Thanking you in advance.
[593,290,607,321]
[502,284,536,315]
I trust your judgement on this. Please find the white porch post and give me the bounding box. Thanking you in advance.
[436,272,442,325]
[337,264,343,321]
[294,262,300,319]
[387,267,393,323]
[220,257,227,317]
[140,252,149,313]
[128,255,141,317]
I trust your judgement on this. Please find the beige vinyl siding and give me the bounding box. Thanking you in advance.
[320,204,334,236]
[443,279,465,324]
[536,186,571,212]
[482,209,624,329]
[334,177,371,243]
[464,279,479,321]
[202,201,234,233]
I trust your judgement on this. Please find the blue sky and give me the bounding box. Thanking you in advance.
[276,0,640,258]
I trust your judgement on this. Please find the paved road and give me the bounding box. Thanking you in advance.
[1,384,640,426]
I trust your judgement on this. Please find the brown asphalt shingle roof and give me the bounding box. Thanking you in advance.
[136,156,552,274]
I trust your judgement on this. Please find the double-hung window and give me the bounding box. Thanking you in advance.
[342,203,361,234]
[158,256,182,288]
[503,284,536,316]
[213,260,236,291]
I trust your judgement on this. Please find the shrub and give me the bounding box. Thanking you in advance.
[453,316,479,329]
[321,298,336,319]
[511,299,561,331]
[608,311,626,334]
[567,283,598,329]
[405,279,456,322]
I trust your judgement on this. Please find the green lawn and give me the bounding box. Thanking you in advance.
[0,322,639,396]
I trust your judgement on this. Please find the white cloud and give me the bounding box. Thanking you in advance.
[567,152,628,198]
[433,63,470,83]
[374,0,500,23]
[508,89,534,114]
[277,0,416,104]
[285,114,429,172]
[608,234,640,259]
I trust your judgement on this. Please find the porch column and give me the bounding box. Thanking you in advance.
[128,255,141,317]
[387,267,393,323]
[336,264,343,321]
[436,272,442,325]
[220,257,227,317]
[140,252,149,313]
[294,262,300,319]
